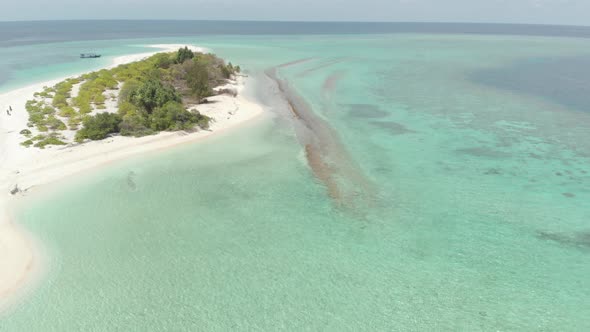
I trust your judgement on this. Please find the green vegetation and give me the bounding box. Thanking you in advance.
[175,46,195,64]
[25,100,57,132]
[19,129,32,137]
[46,115,67,130]
[24,47,238,148]
[52,78,81,112]
[119,110,151,137]
[151,101,209,131]
[76,113,121,142]
[21,133,66,149]
[73,70,117,113]
[128,78,181,113]
[20,140,33,147]
[115,76,208,136]
[34,134,67,149]
[184,61,212,100]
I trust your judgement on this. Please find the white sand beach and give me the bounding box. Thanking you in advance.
[0,45,264,307]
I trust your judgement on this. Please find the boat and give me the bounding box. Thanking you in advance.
[80,53,101,59]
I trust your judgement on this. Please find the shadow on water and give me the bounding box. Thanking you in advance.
[265,63,378,213]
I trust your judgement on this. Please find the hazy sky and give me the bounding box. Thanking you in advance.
[1,0,589,26]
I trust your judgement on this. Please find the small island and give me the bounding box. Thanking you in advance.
[0,45,264,303]
[20,47,241,148]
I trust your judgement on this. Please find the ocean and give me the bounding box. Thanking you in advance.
[1,21,589,331]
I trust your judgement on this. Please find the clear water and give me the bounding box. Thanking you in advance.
[1,26,590,331]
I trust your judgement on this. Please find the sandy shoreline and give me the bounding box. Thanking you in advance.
[0,44,265,309]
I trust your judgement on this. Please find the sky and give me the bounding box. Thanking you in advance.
[1,0,589,26]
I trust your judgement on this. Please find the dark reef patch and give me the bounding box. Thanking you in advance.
[322,71,345,96]
[536,230,590,250]
[343,104,389,119]
[126,171,137,191]
[277,58,315,68]
[470,55,590,114]
[371,120,415,136]
[484,168,502,175]
[298,58,347,77]
[456,147,511,159]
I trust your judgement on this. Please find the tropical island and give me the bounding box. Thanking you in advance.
[20,47,240,148]
[0,44,264,303]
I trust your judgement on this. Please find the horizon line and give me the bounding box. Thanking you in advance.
[1,19,590,28]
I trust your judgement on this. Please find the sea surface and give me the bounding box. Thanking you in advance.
[1,22,589,331]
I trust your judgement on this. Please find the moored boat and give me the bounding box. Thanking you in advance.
[80,53,101,58]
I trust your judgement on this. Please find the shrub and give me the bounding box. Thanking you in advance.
[221,66,232,79]
[46,115,67,130]
[68,116,82,130]
[150,101,191,131]
[52,94,68,108]
[130,78,180,113]
[150,101,210,131]
[31,134,46,141]
[58,106,77,118]
[42,105,55,115]
[75,113,122,142]
[74,94,93,114]
[32,134,67,149]
[184,60,212,101]
[118,81,139,104]
[21,139,33,147]
[120,111,151,137]
[34,137,66,149]
[193,53,230,84]
[118,101,138,117]
[94,93,106,105]
[153,53,174,69]
[20,129,32,136]
[175,46,195,64]
[222,62,240,78]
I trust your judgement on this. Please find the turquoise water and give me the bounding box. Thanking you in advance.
[2,33,590,330]
[0,41,162,93]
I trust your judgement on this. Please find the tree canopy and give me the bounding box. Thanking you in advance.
[128,78,180,114]
[76,113,122,142]
[175,46,195,64]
